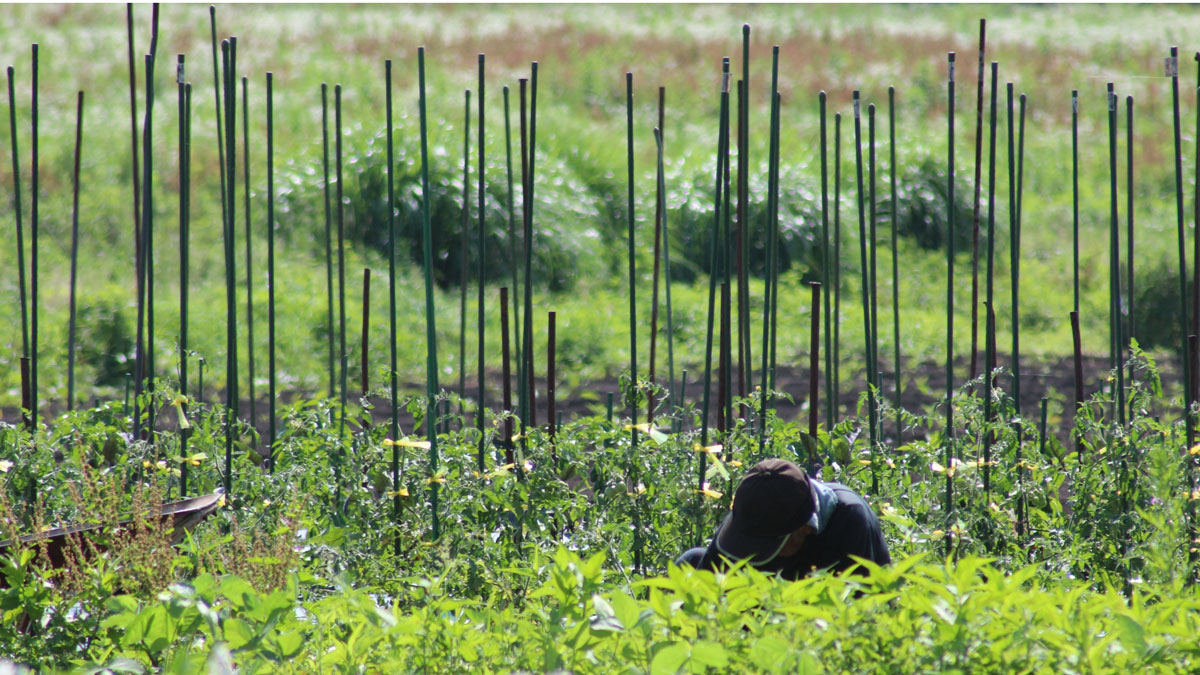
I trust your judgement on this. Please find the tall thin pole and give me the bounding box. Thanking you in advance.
[649,86,665,421]
[335,84,348,482]
[180,78,192,494]
[853,90,878,490]
[626,70,642,575]
[654,127,677,431]
[459,90,470,415]
[968,19,986,384]
[945,53,957,515]
[220,38,238,495]
[126,4,142,274]
[1072,90,1080,314]
[1107,83,1124,426]
[30,44,39,432]
[1169,46,1193,448]
[417,47,442,540]
[242,76,256,427]
[67,91,84,411]
[503,86,521,397]
[266,72,277,463]
[7,68,29,370]
[322,84,335,399]
[476,55,487,471]
[385,59,400,548]
[1126,94,1135,386]
[833,113,842,419]
[820,92,833,434]
[888,87,901,440]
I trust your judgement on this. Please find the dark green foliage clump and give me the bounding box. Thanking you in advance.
[275,123,609,293]
[76,298,134,387]
[1131,263,1190,351]
[881,157,978,252]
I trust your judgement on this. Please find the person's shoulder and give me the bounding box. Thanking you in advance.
[826,482,869,508]
[824,484,878,524]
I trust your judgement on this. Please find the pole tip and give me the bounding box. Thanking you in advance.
[852,90,860,99]
[819,90,826,100]
[948,52,955,61]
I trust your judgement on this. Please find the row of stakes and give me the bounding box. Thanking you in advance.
[2,10,1198,554]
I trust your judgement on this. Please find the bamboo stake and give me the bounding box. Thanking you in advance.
[127,4,142,263]
[704,61,730,452]
[735,77,748,409]
[180,78,192,493]
[459,90,470,420]
[945,53,957,516]
[888,87,901,442]
[322,84,335,399]
[653,127,678,432]
[868,102,880,452]
[649,86,665,421]
[220,38,238,495]
[30,43,38,433]
[500,287,514,465]
[7,68,29,375]
[477,54,487,471]
[758,58,778,455]
[624,70,643,575]
[834,113,842,419]
[1169,46,1193,449]
[385,59,400,546]
[1107,83,1124,427]
[361,268,370,396]
[335,83,347,501]
[1126,94,1135,412]
[852,90,878,484]
[417,46,442,540]
[1072,90,1080,314]
[969,19,986,385]
[241,76,256,426]
[820,92,833,435]
[503,85,521,400]
[808,282,821,449]
[266,72,277,463]
[67,91,84,411]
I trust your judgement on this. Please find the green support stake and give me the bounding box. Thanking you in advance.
[385,59,400,552]
[67,91,84,412]
[477,54,487,472]
[888,87,901,442]
[322,84,335,399]
[242,76,256,427]
[266,72,277,466]
[945,53,957,518]
[819,92,833,436]
[417,47,442,541]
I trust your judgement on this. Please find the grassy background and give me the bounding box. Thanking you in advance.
[2,4,1200,415]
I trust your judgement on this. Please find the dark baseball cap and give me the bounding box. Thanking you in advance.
[714,458,819,566]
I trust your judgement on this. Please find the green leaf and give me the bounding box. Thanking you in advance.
[590,594,625,633]
[750,635,791,673]
[648,427,669,446]
[223,617,256,651]
[690,640,728,669]
[649,641,690,675]
[1114,614,1147,658]
[275,630,305,659]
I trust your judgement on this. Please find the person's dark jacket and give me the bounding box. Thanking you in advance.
[695,481,891,580]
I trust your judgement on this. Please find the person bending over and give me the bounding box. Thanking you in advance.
[677,458,890,580]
